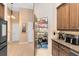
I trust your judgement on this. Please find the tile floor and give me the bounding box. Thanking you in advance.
[7,42,34,56]
[36,48,49,56]
[7,42,49,56]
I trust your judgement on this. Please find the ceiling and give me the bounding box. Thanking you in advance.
[7,3,33,11]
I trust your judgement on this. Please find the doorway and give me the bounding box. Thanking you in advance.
[35,17,48,49]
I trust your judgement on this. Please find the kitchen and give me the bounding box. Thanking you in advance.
[34,3,79,56]
[52,3,79,56]
[0,3,79,56]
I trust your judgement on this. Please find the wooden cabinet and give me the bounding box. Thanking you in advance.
[52,40,59,56]
[61,4,70,29]
[57,5,62,30]
[52,40,70,56]
[52,47,59,56]
[57,3,79,31]
[70,3,79,30]
[59,44,70,56]
[69,3,78,29]
[0,3,4,19]
[57,4,70,30]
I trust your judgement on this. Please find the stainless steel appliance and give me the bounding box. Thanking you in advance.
[71,35,79,45]
[64,34,72,43]
[0,19,7,56]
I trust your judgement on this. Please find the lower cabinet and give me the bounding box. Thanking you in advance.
[52,40,59,56]
[59,44,70,56]
[53,47,58,56]
[52,40,70,56]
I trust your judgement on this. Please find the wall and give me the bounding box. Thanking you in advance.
[6,8,19,42]
[12,11,19,23]
[6,7,12,43]
[34,3,57,55]
[19,8,34,42]
[11,11,20,42]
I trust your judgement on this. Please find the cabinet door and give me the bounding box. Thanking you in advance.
[59,50,69,56]
[52,40,59,56]
[59,44,70,56]
[53,47,59,56]
[57,6,62,30]
[61,4,70,29]
[70,3,78,29]
[0,4,4,19]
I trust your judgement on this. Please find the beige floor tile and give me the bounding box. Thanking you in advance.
[7,42,34,56]
[36,48,49,56]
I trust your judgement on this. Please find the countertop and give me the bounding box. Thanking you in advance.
[52,38,79,53]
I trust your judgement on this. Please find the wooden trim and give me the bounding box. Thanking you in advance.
[57,3,66,9]
[57,29,79,31]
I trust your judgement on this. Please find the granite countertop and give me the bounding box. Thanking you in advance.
[52,38,79,53]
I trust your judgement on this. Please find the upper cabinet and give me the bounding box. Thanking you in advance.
[57,5,62,30]
[57,4,70,30]
[57,3,79,31]
[69,4,78,29]
[0,3,4,19]
[61,4,70,29]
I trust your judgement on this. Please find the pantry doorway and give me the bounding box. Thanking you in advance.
[35,17,48,49]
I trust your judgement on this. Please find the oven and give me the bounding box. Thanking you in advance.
[0,19,7,56]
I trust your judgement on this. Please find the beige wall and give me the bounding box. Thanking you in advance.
[12,11,19,23]
[7,8,12,43]
[7,8,19,42]
[19,8,34,42]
